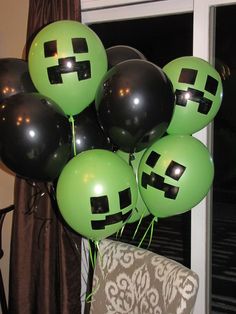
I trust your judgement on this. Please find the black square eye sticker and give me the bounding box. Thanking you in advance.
[119,187,131,209]
[145,151,161,168]
[165,161,186,181]
[44,40,57,57]
[90,195,109,214]
[72,38,88,53]
[205,75,218,95]
[178,68,198,85]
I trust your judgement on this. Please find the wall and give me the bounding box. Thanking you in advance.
[0,0,29,307]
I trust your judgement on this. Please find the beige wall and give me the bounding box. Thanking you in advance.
[0,0,29,57]
[0,0,29,307]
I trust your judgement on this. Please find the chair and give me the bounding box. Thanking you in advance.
[89,239,199,314]
[0,205,14,314]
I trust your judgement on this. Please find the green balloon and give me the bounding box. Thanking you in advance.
[116,149,150,223]
[28,20,107,116]
[138,135,214,218]
[163,56,223,134]
[56,149,138,241]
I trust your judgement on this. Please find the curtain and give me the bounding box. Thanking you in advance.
[8,1,89,314]
[26,0,81,55]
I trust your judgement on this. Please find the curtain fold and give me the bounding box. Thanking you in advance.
[8,1,85,313]
[26,0,81,56]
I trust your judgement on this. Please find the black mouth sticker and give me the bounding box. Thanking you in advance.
[175,87,212,114]
[44,38,91,84]
[176,68,219,114]
[47,57,91,84]
[142,171,179,199]
[91,209,132,230]
[141,151,186,199]
[90,187,132,230]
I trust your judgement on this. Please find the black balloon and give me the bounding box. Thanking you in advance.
[0,58,36,102]
[72,103,111,156]
[106,45,146,69]
[0,93,71,181]
[95,59,175,153]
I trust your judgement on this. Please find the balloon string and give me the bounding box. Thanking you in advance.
[86,281,100,303]
[138,216,156,248]
[132,208,146,240]
[88,240,95,269]
[118,225,125,238]
[115,230,119,238]
[93,240,100,267]
[69,115,76,157]
[86,241,101,303]
[85,241,101,304]
[147,217,156,249]
[25,180,42,214]
[115,228,121,239]
[128,153,135,167]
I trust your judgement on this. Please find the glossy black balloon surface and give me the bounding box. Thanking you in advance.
[0,93,71,181]
[96,59,175,153]
[0,58,36,102]
[106,45,146,69]
[73,103,111,156]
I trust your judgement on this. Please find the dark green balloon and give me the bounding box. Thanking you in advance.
[163,56,223,134]
[138,135,214,218]
[116,149,150,223]
[56,149,138,241]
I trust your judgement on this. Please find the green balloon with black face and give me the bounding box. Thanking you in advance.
[28,20,107,116]
[163,56,223,134]
[138,135,214,218]
[56,149,138,241]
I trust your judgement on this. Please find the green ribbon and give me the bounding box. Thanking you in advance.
[138,216,157,248]
[86,240,101,303]
[132,208,146,240]
[69,115,76,157]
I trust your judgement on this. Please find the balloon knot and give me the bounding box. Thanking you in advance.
[69,115,74,123]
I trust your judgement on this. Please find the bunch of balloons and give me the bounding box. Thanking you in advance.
[0,20,223,243]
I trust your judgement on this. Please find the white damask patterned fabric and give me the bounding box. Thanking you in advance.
[89,239,199,314]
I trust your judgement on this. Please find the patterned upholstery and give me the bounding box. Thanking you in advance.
[89,239,199,314]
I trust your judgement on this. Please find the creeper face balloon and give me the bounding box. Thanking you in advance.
[56,149,138,241]
[28,20,107,116]
[138,135,214,218]
[163,56,223,134]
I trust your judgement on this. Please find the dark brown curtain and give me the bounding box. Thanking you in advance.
[8,1,88,314]
[25,0,81,55]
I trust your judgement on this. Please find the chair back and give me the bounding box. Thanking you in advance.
[89,238,199,314]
